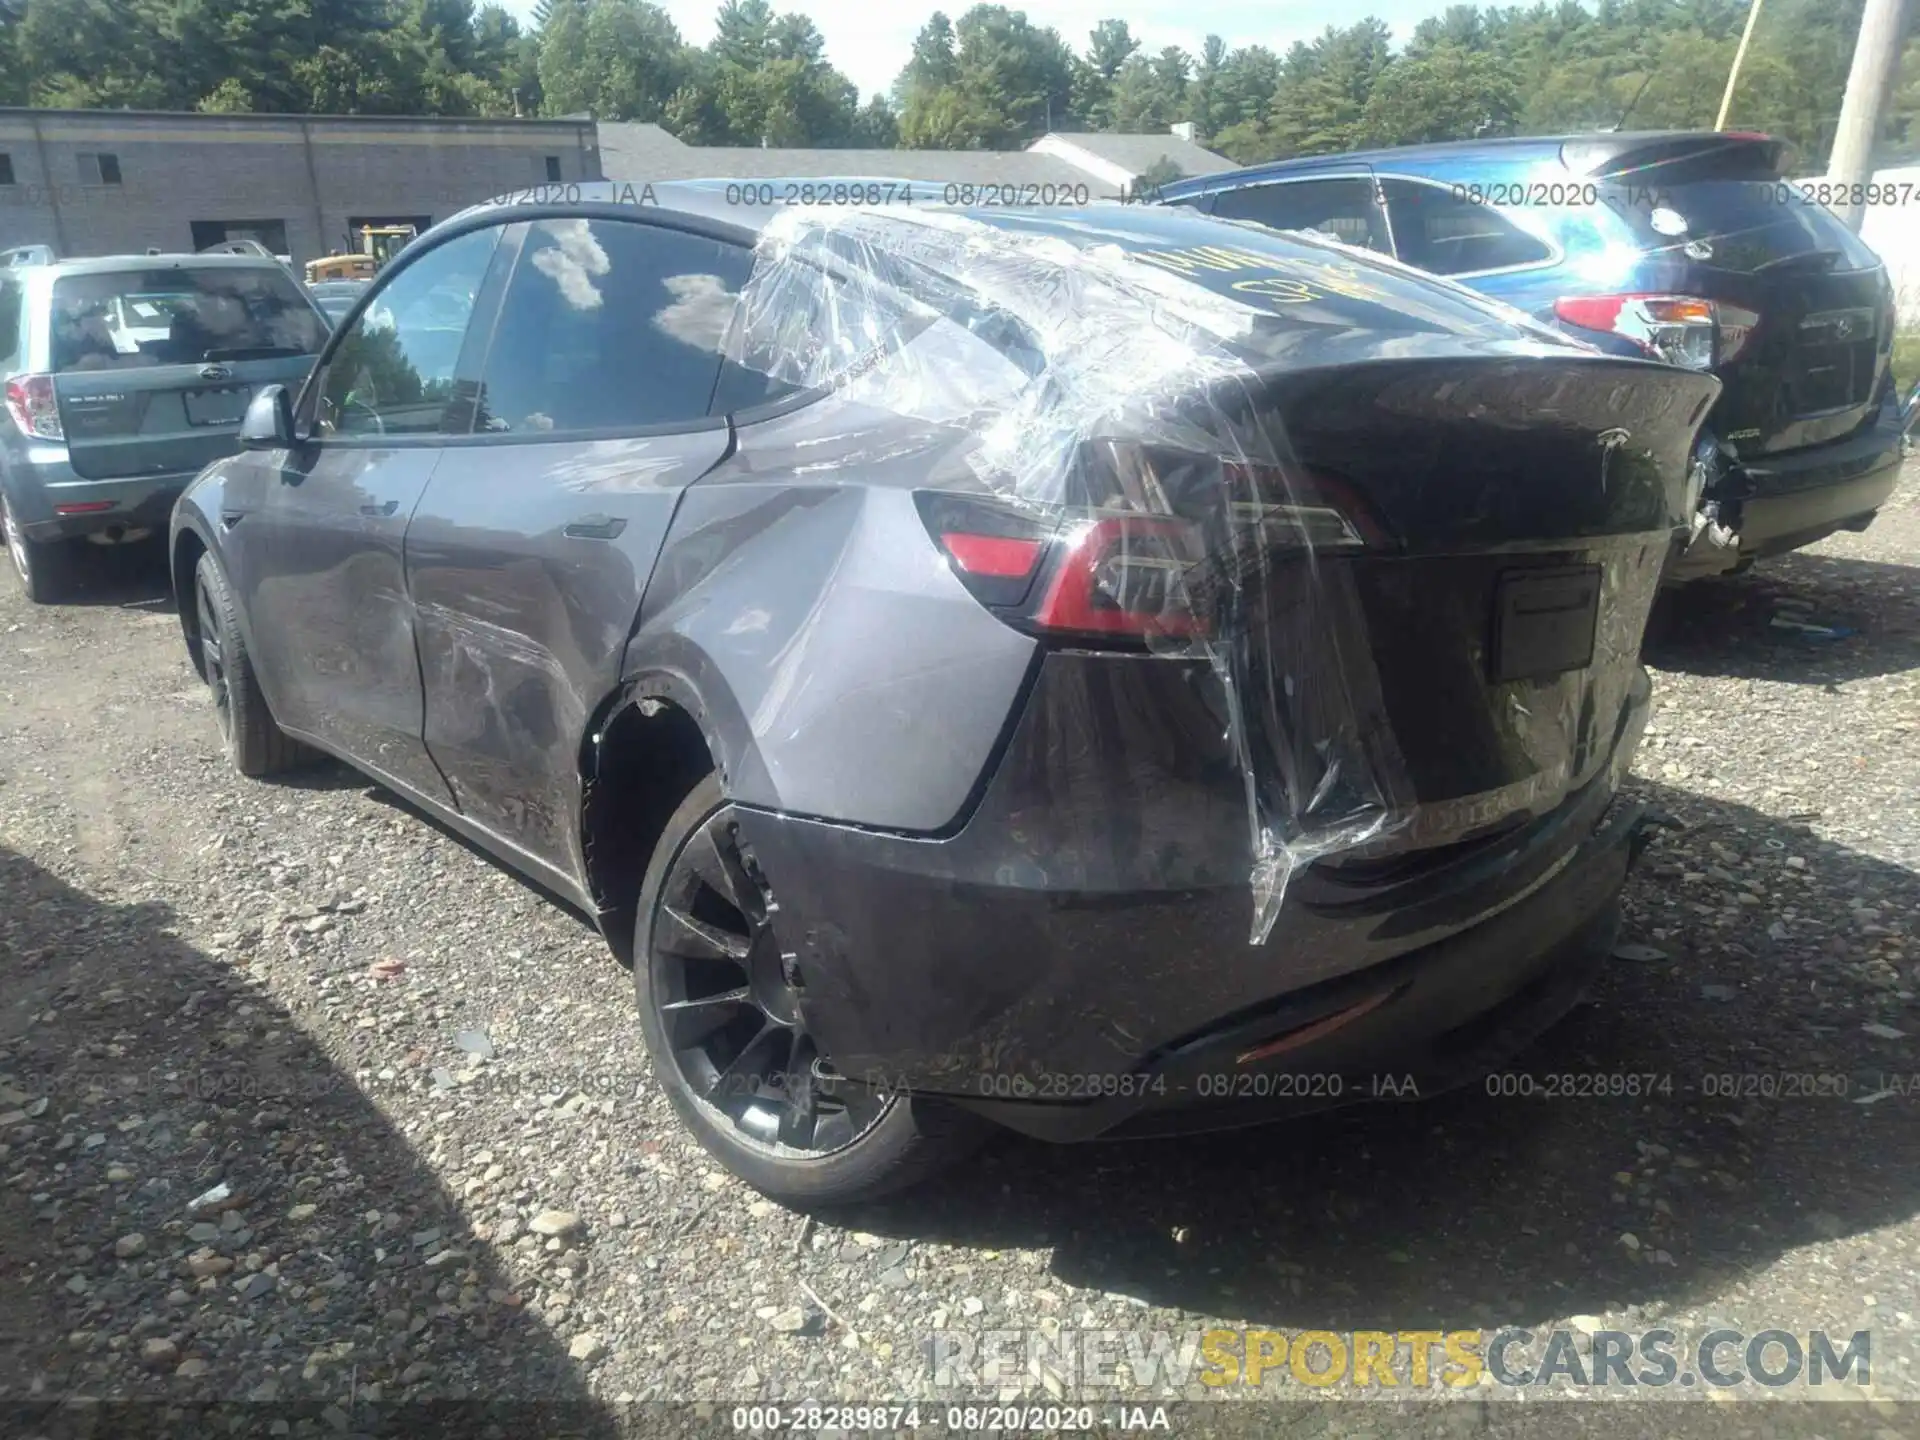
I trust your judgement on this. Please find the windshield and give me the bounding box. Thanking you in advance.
[50,266,328,372]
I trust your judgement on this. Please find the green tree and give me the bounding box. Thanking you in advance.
[537,0,687,120]
[660,0,864,145]
[1209,43,1281,159]
[899,80,1001,148]
[951,5,1075,143]
[851,94,900,146]
[473,2,539,109]
[196,76,254,112]
[1188,34,1226,141]
[896,11,960,101]
[712,0,774,66]
[1265,19,1393,158]
[1360,40,1518,145]
[895,5,1072,147]
[1069,18,1137,128]
[1108,47,1189,133]
[1134,154,1186,190]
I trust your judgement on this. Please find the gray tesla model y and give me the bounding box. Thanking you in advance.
[172,183,1720,1204]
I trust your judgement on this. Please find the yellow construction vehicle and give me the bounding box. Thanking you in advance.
[356,224,417,266]
[303,223,419,285]
[305,253,375,283]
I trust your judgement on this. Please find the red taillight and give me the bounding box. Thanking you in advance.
[940,532,1044,580]
[1030,515,1210,640]
[5,374,63,440]
[1553,294,1760,368]
[918,448,1382,649]
[55,501,115,514]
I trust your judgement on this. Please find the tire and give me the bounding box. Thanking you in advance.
[2,493,78,604]
[633,774,989,1207]
[193,551,317,777]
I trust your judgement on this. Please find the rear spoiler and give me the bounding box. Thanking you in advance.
[1560,131,1792,185]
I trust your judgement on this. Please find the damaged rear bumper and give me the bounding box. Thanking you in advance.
[734,651,1655,1141]
[955,795,1644,1142]
[1673,405,1905,579]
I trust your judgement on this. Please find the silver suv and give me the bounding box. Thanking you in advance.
[1,252,328,601]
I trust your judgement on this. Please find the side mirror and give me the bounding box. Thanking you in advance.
[240,385,294,449]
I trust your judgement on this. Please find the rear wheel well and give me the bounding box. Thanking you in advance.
[173,529,209,677]
[583,697,715,967]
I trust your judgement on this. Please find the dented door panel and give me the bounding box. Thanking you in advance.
[245,443,454,805]
[404,430,732,877]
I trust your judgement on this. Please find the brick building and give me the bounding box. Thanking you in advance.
[0,108,602,264]
[0,107,1233,266]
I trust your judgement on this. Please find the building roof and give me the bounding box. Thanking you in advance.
[0,104,593,133]
[1033,130,1235,179]
[597,122,1106,191]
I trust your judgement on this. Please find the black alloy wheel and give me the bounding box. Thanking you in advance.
[646,802,891,1157]
[196,567,234,744]
[191,550,314,777]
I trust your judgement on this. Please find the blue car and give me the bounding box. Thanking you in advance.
[1160,130,1905,578]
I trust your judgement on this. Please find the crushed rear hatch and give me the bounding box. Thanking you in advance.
[724,202,1719,938]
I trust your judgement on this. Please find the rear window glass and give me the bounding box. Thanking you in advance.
[1604,181,1882,274]
[988,209,1559,342]
[49,266,326,372]
[758,233,1045,384]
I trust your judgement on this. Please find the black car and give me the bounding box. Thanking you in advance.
[1158,131,1906,579]
[171,184,1718,1204]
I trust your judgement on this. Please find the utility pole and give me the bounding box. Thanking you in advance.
[1826,0,1911,231]
[1715,0,1765,131]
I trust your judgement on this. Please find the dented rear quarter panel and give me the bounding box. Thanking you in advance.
[624,396,1041,835]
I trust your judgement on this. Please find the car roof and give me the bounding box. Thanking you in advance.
[440,177,1539,296]
[1156,129,1778,199]
[449,177,944,239]
[27,253,298,278]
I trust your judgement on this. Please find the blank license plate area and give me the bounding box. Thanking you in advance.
[1492,566,1600,683]
[184,386,251,428]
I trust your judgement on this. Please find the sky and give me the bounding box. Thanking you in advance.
[495,0,1450,104]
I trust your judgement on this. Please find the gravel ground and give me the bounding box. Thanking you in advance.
[2,467,1918,1438]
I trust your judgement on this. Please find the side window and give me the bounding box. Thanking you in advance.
[317,225,499,438]
[471,218,759,436]
[1380,179,1553,276]
[0,279,21,371]
[1210,178,1391,253]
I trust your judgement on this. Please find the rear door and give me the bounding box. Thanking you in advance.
[242,224,506,802]
[404,215,752,879]
[1204,172,1395,256]
[48,264,327,479]
[1374,176,1558,301]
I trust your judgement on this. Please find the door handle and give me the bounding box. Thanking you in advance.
[360,500,399,517]
[564,514,627,540]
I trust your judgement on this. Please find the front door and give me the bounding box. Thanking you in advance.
[405,215,756,878]
[243,224,504,803]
